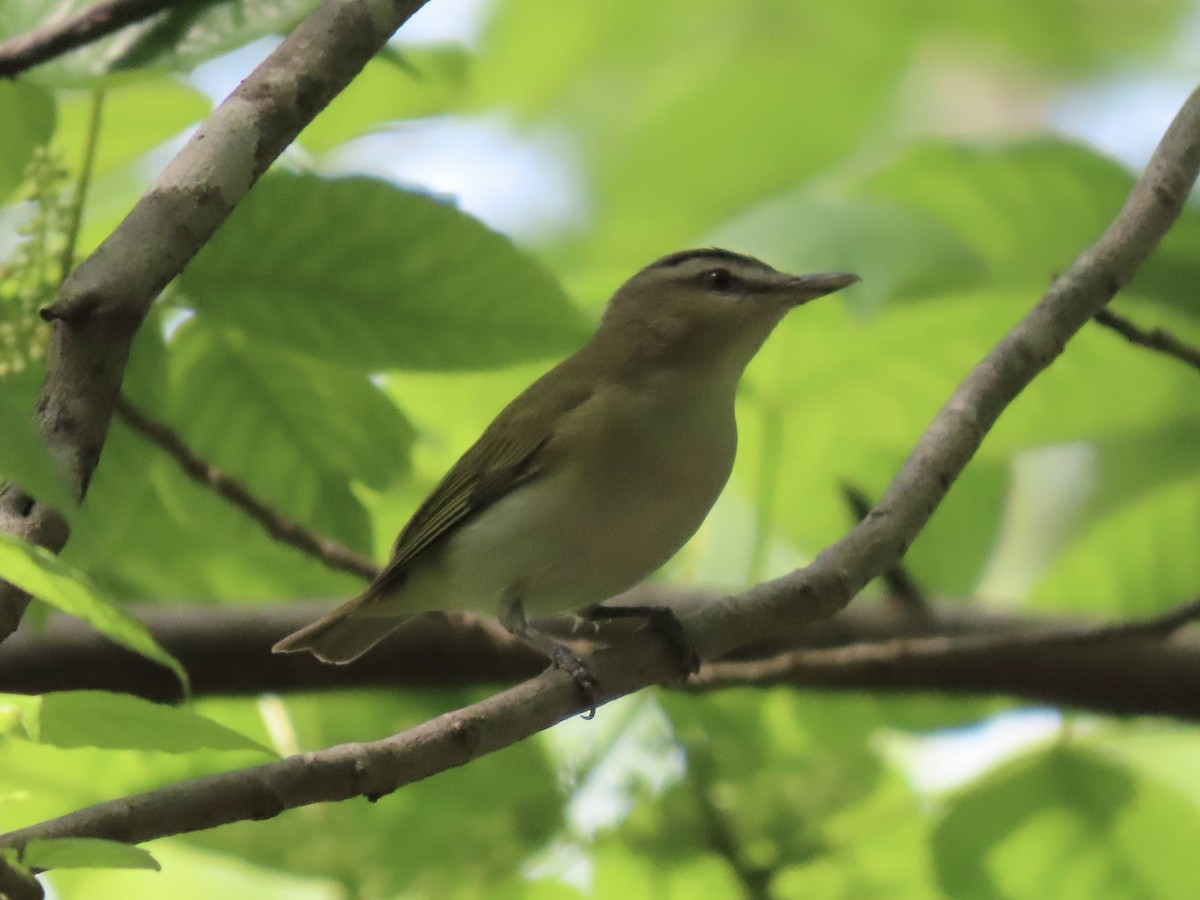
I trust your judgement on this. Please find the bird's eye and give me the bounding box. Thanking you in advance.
[704,268,734,292]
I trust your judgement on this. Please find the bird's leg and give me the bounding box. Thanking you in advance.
[581,604,701,674]
[500,594,599,717]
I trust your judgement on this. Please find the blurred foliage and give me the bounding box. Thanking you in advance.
[1,0,1199,897]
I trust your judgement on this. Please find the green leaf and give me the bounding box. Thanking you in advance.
[734,289,1200,564]
[55,79,210,177]
[0,534,187,689]
[298,46,471,153]
[0,369,73,511]
[932,746,1200,899]
[171,321,414,492]
[179,172,589,370]
[1,1,321,85]
[0,81,55,203]
[855,138,1200,318]
[0,691,272,755]
[22,837,159,872]
[185,691,562,896]
[1031,474,1200,616]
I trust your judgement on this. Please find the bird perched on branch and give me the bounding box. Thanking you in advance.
[273,249,858,700]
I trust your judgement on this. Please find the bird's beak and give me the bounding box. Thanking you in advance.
[783,272,861,305]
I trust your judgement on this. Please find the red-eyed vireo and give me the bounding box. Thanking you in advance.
[273,249,858,692]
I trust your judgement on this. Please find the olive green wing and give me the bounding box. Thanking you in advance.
[369,374,594,596]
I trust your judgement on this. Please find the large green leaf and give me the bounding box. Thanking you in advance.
[855,138,1200,317]
[468,0,1185,268]
[0,691,271,755]
[731,289,1198,567]
[0,534,186,687]
[179,172,589,371]
[932,747,1200,899]
[63,322,386,601]
[170,321,414,492]
[0,81,55,203]
[1030,473,1200,616]
[0,0,321,86]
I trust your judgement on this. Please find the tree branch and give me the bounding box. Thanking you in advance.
[1093,307,1200,372]
[0,0,431,644]
[3,591,1199,718]
[0,0,170,79]
[839,482,928,618]
[8,79,1200,855]
[115,397,378,580]
[3,76,1199,866]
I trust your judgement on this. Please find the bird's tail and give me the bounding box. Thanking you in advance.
[271,595,409,664]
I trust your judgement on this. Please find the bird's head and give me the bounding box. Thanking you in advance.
[597,248,859,376]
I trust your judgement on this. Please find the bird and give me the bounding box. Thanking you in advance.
[273,249,858,693]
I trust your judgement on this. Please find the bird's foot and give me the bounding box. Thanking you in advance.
[543,641,600,719]
[502,596,600,718]
[582,604,701,675]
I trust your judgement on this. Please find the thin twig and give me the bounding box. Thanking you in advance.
[691,595,1200,688]
[0,0,170,78]
[0,854,42,900]
[115,396,379,581]
[4,80,1200,861]
[59,90,105,281]
[1094,307,1200,373]
[839,482,928,617]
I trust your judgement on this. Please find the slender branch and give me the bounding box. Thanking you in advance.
[0,0,431,644]
[1094,307,1200,372]
[59,90,105,280]
[0,0,170,79]
[839,482,928,617]
[0,855,41,900]
[115,397,378,580]
[692,595,1200,681]
[4,78,1200,863]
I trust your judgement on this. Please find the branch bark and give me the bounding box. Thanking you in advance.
[5,80,1198,854]
[2,593,1199,719]
[0,0,431,644]
[0,0,170,79]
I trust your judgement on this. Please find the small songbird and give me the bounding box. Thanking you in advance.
[273,249,858,688]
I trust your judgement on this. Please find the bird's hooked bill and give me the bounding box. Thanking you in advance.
[785,272,861,303]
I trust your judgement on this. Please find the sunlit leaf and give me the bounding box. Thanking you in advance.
[0,534,186,688]
[0,691,272,755]
[22,838,159,872]
[179,172,589,370]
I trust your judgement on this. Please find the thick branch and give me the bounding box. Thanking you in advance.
[0,0,169,78]
[2,593,1199,719]
[1094,307,1200,372]
[4,83,1200,860]
[115,397,378,580]
[0,0,430,643]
